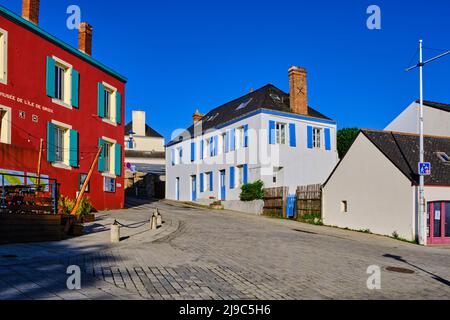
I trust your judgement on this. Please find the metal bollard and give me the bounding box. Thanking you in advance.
[111,220,120,243]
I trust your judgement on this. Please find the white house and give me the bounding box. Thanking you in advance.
[385,100,450,137]
[165,67,339,202]
[323,129,450,245]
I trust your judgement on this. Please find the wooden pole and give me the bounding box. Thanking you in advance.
[36,138,43,190]
[71,145,103,216]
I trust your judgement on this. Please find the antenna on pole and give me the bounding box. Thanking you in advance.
[406,40,450,246]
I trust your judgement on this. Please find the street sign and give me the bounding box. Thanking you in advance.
[419,162,431,176]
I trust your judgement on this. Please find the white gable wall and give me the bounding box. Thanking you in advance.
[385,101,450,137]
[323,133,416,241]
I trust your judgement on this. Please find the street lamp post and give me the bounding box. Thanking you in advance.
[406,40,450,246]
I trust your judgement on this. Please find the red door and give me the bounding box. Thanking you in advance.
[427,202,450,245]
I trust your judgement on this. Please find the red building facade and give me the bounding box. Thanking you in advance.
[0,2,127,211]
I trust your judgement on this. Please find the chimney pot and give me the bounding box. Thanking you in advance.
[288,66,308,115]
[22,0,40,25]
[193,109,204,124]
[79,22,93,56]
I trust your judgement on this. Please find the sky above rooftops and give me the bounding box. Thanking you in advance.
[2,0,450,142]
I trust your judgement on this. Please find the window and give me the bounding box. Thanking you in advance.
[104,177,116,193]
[236,127,245,149]
[104,141,113,173]
[206,172,213,192]
[79,174,90,192]
[0,28,8,84]
[221,133,226,154]
[104,88,113,120]
[54,126,67,163]
[54,64,66,101]
[237,166,244,186]
[205,139,210,158]
[0,106,11,144]
[276,123,286,145]
[52,58,72,106]
[341,201,348,213]
[313,127,322,149]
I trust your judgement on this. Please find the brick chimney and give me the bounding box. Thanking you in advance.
[78,22,93,56]
[22,0,40,25]
[193,109,204,124]
[132,111,147,136]
[288,66,308,115]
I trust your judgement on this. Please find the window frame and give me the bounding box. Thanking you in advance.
[101,136,118,177]
[51,120,72,169]
[79,173,90,193]
[0,27,7,85]
[236,165,244,187]
[313,127,322,149]
[104,177,116,193]
[51,56,73,109]
[236,127,245,149]
[102,82,118,125]
[0,105,11,144]
[275,122,287,145]
[341,201,348,213]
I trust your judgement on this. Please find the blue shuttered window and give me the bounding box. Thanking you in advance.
[191,142,196,162]
[307,126,313,149]
[209,172,214,192]
[289,123,297,147]
[71,69,79,108]
[324,128,331,151]
[116,92,122,124]
[269,120,276,145]
[69,129,78,167]
[230,166,235,189]
[210,137,214,157]
[115,144,122,176]
[243,164,248,185]
[98,138,105,172]
[46,57,56,98]
[230,129,236,151]
[97,83,105,118]
[200,173,204,193]
[214,136,219,156]
[47,122,55,163]
[225,132,230,153]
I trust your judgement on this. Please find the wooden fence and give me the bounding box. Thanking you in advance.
[262,187,288,218]
[296,184,322,218]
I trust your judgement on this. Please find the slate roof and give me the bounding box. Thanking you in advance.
[418,100,450,113]
[125,122,164,138]
[361,130,450,186]
[125,150,165,159]
[167,84,334,146]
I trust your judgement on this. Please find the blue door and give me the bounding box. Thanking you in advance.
[286,194,296,218]
[176,178,180,201]
[220,170,226,201]
[191,175,197,201]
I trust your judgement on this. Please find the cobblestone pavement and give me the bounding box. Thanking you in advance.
[1,199,450,300]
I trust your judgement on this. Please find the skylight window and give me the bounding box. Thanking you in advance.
[207,113,219,122]
[437,152,450,163]
[236,98,253,111]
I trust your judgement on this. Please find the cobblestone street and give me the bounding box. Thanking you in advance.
[1,200,450,300]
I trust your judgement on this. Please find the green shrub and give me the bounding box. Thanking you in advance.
[240,180,264,202]
[298,213,323,225]
[58,196,93,216]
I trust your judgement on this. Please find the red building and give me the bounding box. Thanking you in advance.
[0,1,127,211]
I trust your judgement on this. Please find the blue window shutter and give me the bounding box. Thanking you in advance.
[243,164,248,185]
[46,57,56,98]
[97,83,105,118]
[230,166,235,189]
[289,123,297,147]
[200,173,204,193]
[269,120,276,144]
[244,125,249,147]
[191,142,195,162]
[209,172,213,191]
[47,122,55,163]
[69,129,78,167]
[116,92,122,124]
[200,140,204,160]
[179,147,183,161]
[98,138,105,172]
[210,137,214,157]
[325,128,331,151]
[71,69,79,108]
[231,129,236,151]
[307,126,313,149]
[115,144,122,176]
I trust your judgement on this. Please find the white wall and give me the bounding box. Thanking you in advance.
[323,133,416,241]
[125,136,165,152]
[385,102,450,137]
[166,111,338,201]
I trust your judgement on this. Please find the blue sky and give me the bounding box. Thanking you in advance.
[2,0,450,141]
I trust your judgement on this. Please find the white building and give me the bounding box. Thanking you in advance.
[165,67,339,202]
[385,100,450,137]
[323,129,450,244]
